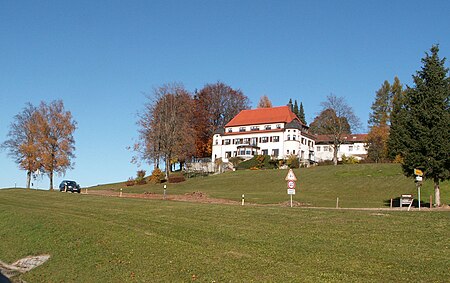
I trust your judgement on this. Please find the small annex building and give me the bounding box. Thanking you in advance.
[211,106,316,164]
[314,134,368,162]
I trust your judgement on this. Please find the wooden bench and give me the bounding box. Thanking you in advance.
[400,194,414,208]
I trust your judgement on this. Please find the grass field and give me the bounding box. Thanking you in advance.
[91,164,450,207]
[1,164,449,282]
[0,189,449,282]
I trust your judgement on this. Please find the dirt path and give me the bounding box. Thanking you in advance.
[84,190,241,205]
[83,189,450,211]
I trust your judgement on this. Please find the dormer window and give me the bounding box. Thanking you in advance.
[239,127,246,132]
[227,128,232,133]
[276,124,281,129]
[265,125,272,130]
[250,126,260,131]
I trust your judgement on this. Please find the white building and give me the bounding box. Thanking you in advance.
[212,106,316,163]
[314,134,368,162]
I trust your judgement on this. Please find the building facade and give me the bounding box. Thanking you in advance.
[314,134,368,162]
[211,106,316,163]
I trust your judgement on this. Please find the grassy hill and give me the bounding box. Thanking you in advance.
[91,164,450,208]
[0,189,448,282]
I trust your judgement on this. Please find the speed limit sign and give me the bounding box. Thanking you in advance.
[287,180,296,189]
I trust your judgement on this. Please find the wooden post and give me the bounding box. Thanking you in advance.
[390,198,393,209]
[241,194,245,206]
[430,195,432,208]
[336,197,339,209]
[120,188,122,197]
[86,188,88,194]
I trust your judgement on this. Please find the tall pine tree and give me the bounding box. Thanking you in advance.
[366,77,402,162]
[298,102,306,125]
[388,45,450,207]
[293,100,299,116]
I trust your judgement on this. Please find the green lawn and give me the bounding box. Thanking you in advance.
[91,164,450,208]
[0,189,449,282]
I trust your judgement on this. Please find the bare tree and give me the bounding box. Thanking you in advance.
[312,94,360,165]
[37,100,77,190]
[257,95,273,108]
[1,103,41,188]
[138,83,196,178]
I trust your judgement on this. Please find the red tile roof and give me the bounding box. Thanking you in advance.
[314,134,368,143]
[225,106,300,127]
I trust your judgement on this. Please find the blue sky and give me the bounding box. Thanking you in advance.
[1,0,449,189]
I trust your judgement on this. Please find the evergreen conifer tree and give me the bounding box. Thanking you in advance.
[293,100,299,116]
[298,102,306,124]
[388,45,450,206]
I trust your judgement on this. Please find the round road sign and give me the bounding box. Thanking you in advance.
[287,180,296,189]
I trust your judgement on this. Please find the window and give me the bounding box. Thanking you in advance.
[273,136,280,142]
[227,128,232,133]
[215,140,218,145]
[262,149,268,155]
[224,139,231,145]
[225,152,231,158]
[251,137,258,145]
[243,138,250,144]
[272,149,279,156]
[261,137,269,143]
[250,126,260,131]
[293,150,296,154]
[287,134,291,141]
[287,150,290,154]
[349,146,353,152]
[239,127,246,132]
[239,150,245,155]
[293,135,296,140]
[265,125,272,130]
[324,146,329,151]
[245,150,251,155]
[276,124,281,129]
[317,146,321,151]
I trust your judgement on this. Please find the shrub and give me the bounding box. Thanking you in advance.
[237,155,277,170]
[149,168,165,184]
[286,154,300,169]
[135,170,147,185]
[126,177,135,186]
[341,154,359,164]
[229,157,244,168]
[168,174,186,183]
[318,160,334,166]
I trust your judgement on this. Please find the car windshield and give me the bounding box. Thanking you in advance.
[63,181,77,186]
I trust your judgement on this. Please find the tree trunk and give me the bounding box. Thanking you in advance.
[164,155,170,180]
[332,145,338,166]
[26,170,32,189]
[49,170,54,191]
[434,178,441,207]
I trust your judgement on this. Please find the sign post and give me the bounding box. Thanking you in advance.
[285,169,297,208]
[414,169,423,210]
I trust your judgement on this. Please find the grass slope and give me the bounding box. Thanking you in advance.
[0,189,449,282]
[92,164,450,207]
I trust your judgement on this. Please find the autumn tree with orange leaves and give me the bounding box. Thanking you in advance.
[193,82,250,158]
[2,100,77,190]
[257,95,272,108]
[2,103,41,189]
[36,100,77,190]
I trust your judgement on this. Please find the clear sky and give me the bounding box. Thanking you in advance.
[1,0,449,189]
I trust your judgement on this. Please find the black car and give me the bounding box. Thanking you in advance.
[59,180,81,193]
